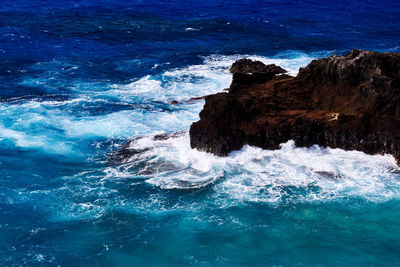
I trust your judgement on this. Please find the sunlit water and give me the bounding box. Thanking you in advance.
[1,0,400,265]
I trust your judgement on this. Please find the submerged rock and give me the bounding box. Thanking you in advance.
[168,96,205,105]
[110,131,185,163]
[190,50,400,164]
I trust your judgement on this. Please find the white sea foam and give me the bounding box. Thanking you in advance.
[0,96,199,153]
[104,51,318,103]
[185,27,200,31]
[12,133,400,222]
[120,133,400,203]
[1,51,317,154]
[0,123,73,154]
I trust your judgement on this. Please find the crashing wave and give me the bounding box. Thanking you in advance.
[110,132,400,203]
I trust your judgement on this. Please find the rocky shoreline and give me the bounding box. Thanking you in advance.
[189,50,400,164]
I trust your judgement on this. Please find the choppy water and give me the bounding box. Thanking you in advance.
[1,0,400,265]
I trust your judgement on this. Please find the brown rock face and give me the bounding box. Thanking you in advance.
[189,50,400,163]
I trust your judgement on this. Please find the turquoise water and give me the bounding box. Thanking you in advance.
[1,1,400,265]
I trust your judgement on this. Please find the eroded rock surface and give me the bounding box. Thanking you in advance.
[190,50,400,163]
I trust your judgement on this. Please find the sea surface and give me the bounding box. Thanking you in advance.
[1,0,400,265]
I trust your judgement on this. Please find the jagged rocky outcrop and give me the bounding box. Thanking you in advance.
[189,50,400,163]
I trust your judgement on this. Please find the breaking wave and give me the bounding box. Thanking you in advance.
[114,132,400,204]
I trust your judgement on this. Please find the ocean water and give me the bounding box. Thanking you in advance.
[1,0,400,265]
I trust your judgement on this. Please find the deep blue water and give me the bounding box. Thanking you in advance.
[1,0,400,265]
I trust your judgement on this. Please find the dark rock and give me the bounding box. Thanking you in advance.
[168,96,206,105]
[153,131,185,141]
[190,50,400,164]
[188,96,206,102]
[111,132,185,163]
[229,59,286,75]
[229,59,287,93]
